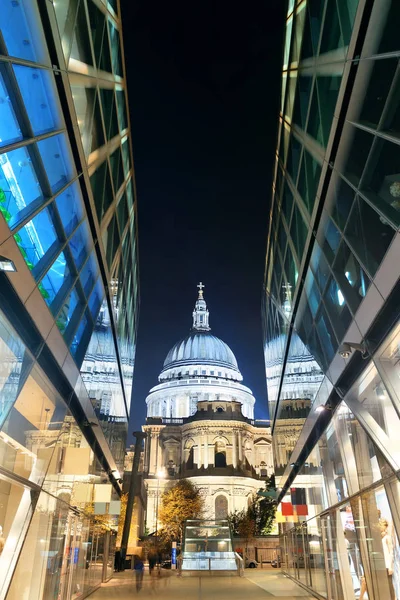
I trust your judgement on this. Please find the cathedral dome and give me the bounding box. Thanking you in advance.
[163,331,239,372]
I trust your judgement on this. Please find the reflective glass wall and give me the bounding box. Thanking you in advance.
[279,324,400,600]
[0,0,138,597]
[263,0,400,484]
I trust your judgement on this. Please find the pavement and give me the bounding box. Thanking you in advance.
[89,568,317,599]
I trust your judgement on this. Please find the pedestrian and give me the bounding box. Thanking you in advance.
[148,552,157,575]
[133,556,144,592]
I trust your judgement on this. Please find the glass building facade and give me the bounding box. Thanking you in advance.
[262,0,400,598]
[0,0,138,598]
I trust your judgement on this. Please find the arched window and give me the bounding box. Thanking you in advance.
[215,495,228,519]
[215,440,227,467]
[187,447,194,470]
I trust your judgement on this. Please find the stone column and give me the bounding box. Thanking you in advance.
[238,430,243,464]
[150,432,159,474]
[232,429,237,469]
[203,433,208,469]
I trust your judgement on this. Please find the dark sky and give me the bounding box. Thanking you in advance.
[120,0,286,435]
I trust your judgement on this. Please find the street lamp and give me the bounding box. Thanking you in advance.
[155,469,165,546]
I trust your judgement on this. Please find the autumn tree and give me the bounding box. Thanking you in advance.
[158,479,204,543]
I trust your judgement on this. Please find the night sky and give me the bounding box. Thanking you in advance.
[120,0,286,436]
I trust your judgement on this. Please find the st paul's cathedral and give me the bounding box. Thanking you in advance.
[142,284,273,531]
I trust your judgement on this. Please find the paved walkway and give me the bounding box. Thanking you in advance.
[90,569,316,599]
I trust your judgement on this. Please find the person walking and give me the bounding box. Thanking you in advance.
[133,556,144,592]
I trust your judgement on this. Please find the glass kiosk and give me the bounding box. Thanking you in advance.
[181,519,238,573]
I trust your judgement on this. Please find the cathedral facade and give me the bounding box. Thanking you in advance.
[142,285,273,532]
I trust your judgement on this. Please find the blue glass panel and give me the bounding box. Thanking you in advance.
[88,278,104,321]
[70,313,89,357]
[13,65,61,135]
[80,252,98,297]
[0,146,43,228]
[2,1,49,64]
[69,220,92,269]
[39,251,70,306]
[56,287,80,335]
[37,134,74,193]
[55,181,84,237]
[15,207,58,272]
[0,74,22,146]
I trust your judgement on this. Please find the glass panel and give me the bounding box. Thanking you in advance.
[298,149,321,215]
[69,220,92,269]
[1,1,49,64]
[321,215,341,262]
[315,306,338,364]
[286,135,302,183]
[87,0,105,66]
[15,207,58,272]
[290,203,308,260]
[330,175,356,231]
[70,312,90,358]
[37,134,75,193]
[320,0,345,54]
[56,286,81,336]
[126,178,135,211]
[342,124,374,187]
[55,180,85,237]
[359,484,400,600]
[0,365,68,485]
[81,300,127,466]
[117,193,128,235]
[0,474,36,599]
[345,196,395,277]
[80,252,98,298]
[310,242,330,293]
[364,138,400,227]
[375,323,400,412]
[0,73,22,146]
[332,240,370,314]
[346,361,400,470]
[0,146,44,229]
[323,275,352,339]
[116,90,128,132]
[53,0,79,60]
[0,311,33,428]
[317,74,342,146]
[377,0,400,55]
[109,147,124,195]
[89,94,105,154]
[90,160,112,221]
[307,87,324,146]
[108,22,123,77]
[13,65,61,136]
[100,88,119,141]
[88,278,104,321]
[358,58,398,130]
[70,0,94,66]
[39,250,71,306]
[292,75,313,131]
[70,86,96,157]
[121,139,130,177]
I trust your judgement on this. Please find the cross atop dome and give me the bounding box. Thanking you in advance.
[192,282,210,331]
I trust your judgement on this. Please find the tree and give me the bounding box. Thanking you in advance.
[228,490,276,539]
[158,479,204,543]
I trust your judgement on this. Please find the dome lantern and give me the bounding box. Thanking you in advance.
[192,282,210,331]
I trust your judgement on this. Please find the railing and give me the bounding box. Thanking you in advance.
[235,552,244,577]
[181,556,238,572]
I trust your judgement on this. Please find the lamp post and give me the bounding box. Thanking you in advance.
[155,469,165,547]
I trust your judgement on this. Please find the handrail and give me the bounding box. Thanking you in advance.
[235,552,244,577]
